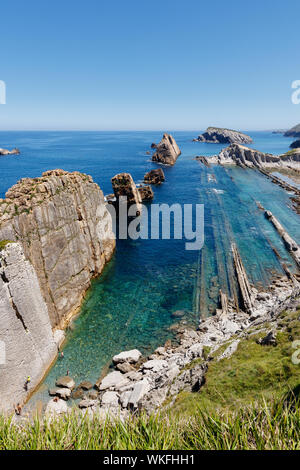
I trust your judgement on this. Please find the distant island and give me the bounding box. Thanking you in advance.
[284,123,300,138]
[193,127,253,144]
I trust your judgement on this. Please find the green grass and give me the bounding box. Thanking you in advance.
[0,396,299,450]
[171,309,300,416]
[0,240,14,251]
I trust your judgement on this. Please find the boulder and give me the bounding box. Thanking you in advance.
[116,362,135,373]
[120,390,132,408]
[101,391,119,407]
[71,388,84,400]
[87,390,99,400]
[144,168,165,185]
[49,387,71,400]
[77,381,93,391]
[55,376,75,390]
[45,398,69,416]
[128,379,150,409]
[142,359,168,372]
[113,349,142,364]
[96,371,126,391]
[152,133,181,166]
[78,399,98,409]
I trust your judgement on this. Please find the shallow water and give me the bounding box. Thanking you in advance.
[0,130,298,404]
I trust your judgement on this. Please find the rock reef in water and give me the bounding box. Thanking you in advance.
[0,170,115,411]
[144,168,165,185]
[152,133,181,166]
[193,127,253,144]
[137,185,154,201]
[284,123,300,138]
[0,147,20,156]
[210,143,300,169]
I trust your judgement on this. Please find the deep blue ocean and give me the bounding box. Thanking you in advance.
[0,130,299,406]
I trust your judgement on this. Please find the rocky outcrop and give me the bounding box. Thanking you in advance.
[144,169,165,185]
[0,170,115,329]
[152,134,181,166]
[193,127,252,144]
[210,144,300,170]
[111,173,142,213]
[137,185,154,201]
[0,243,59,413]
[284,123,300,138]
[0,148,20,156]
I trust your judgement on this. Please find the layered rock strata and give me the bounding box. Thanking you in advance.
[0,243,59,412]
[193,127,252,144]
[152,134,181,166]
[210,144,300,170]
[0,170,115,329]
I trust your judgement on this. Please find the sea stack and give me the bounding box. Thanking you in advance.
[193,127,253,144]
[152,133,181,166]
[111,172,142,213]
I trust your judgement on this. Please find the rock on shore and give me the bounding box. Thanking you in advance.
[194,127,253,144]
[152,134,181,166]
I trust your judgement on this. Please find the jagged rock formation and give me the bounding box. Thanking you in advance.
[284,123,300,138]
[144,168,165,185]
[111,173,142,213]
[137,185,154,201]
[290,139,300,149]
[193,127,252,144]
[152,134,181,166]
[210,144,300,169]
[0,243,59,412]
[0,148,20,156]
[0,170,115,329]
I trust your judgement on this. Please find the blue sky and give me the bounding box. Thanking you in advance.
[0,0,300,130]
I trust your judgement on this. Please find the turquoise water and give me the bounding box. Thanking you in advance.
[0,130,298,403]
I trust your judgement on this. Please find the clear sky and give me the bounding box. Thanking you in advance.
[0,0,300,131]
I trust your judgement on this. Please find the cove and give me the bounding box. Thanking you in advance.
[0,130,298,406]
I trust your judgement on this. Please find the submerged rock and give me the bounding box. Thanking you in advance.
[152,133,181,166]
[194,127,252,144]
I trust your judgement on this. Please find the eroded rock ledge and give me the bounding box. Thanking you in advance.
[193,127,253,144]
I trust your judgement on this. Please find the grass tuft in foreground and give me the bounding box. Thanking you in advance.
[0,394,299,450]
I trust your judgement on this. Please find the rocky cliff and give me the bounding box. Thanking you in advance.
[194,127,253,144]
[0,170,115,329]
[152,133,181,166]
[210,144,300,169]
[0,243,59,412]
